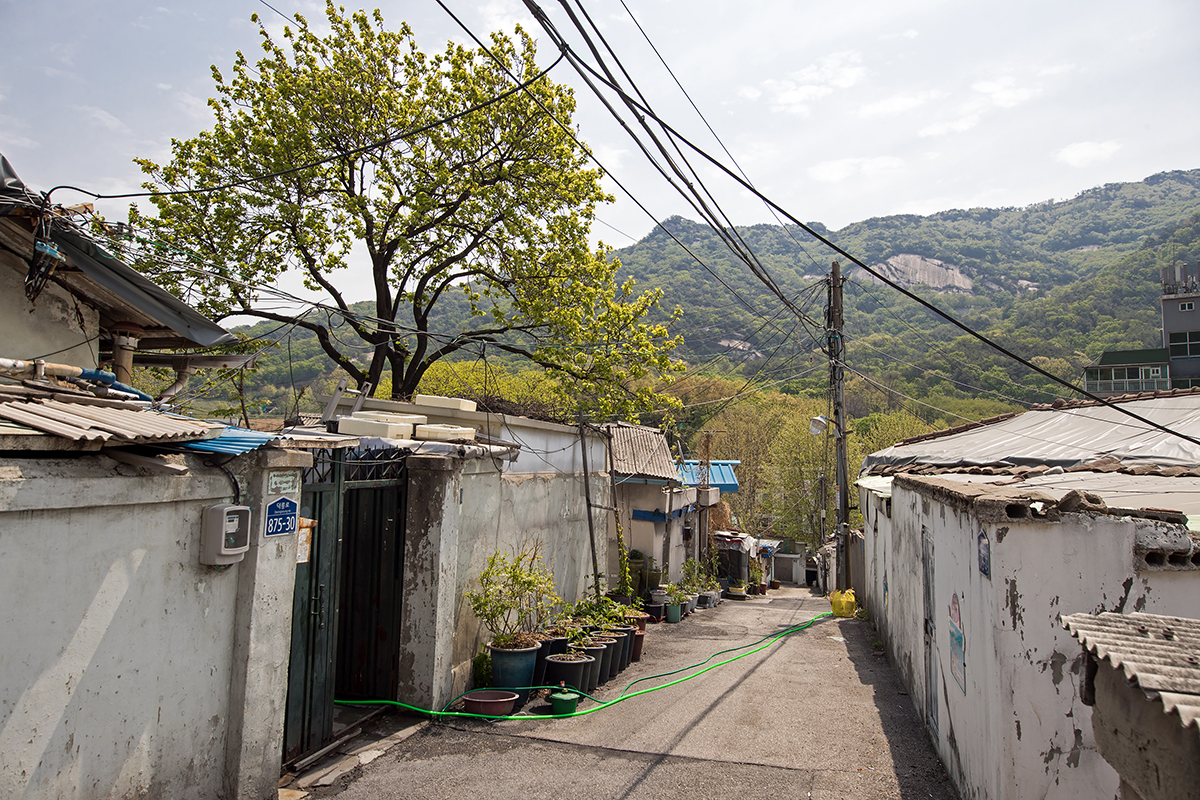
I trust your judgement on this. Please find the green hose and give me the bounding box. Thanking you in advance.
[335,612,832,721]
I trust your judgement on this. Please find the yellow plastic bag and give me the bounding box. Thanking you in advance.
[830,589,856,618]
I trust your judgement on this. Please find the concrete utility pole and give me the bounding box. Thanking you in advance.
[828,261,851,591]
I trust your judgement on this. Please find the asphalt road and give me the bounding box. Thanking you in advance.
[315,587,958,800]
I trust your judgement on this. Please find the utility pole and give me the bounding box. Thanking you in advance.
[828,260,851,591]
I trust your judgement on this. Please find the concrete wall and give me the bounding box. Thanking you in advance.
[0,251,101,370]
[0,447,309,800]
[860,477,1200,800]
[396,434,610,712]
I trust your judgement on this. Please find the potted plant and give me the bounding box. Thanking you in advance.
[466,540,560,706]
[665,583,688,623]
[749,561,765,595]
[726,577,746,600]
[642,555,662,598]
[610,528,635,605]
[628,548,645,588]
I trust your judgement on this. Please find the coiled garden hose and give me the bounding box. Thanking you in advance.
[335,612,832,721]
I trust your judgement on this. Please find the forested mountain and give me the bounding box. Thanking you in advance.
[187,169,1200,417]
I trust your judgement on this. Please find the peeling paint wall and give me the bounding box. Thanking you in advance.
[860,479,1200,800]
[0,449,306,800]
[448,456,610,696]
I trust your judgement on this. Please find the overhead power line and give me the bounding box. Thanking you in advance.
[518,7,1200,448]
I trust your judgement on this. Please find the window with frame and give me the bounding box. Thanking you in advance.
[1182,302,1195,312]
[1169,330,1200,358]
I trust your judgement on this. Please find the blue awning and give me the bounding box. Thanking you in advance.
[680,460,740,493]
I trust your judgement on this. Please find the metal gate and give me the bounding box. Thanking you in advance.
[282,446,408,763]
[284,448,345,762]
[335,447,408,700]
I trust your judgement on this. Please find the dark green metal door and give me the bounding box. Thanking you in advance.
[283,450,345,763]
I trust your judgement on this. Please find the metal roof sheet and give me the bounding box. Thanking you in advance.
[864,393,1200,475]
[680,460,741,493]
[602,423,679,482]
[0,397,219,444]
[179,426,278,455]
[1063,611,1200,729]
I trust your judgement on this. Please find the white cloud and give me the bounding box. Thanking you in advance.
[41,66,69,78]
[73,105,131,134]
[738,86,762,101]
[1056,140,1120,167]
[155,83,172,91]
[176,92,213,121]
[478,0,535,35]
[0,114,38,149]
[1038,63,1075,77]
[752,51,866,115]
[971,76,1038,108]
[809,156,904,183]
[918,113,980,138]
[859,90,939,118]
[880,28,919,40]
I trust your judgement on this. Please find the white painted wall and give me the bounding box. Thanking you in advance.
[0,252,100,369]
[860,476,1200,800]
[446,457,610,697]
[0,448,307,800]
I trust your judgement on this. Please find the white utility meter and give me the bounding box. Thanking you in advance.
[201,504,252,565]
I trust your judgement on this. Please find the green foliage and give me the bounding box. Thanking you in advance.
[465,540,560,647]
[680,558,703,594]
[128,2,679,420]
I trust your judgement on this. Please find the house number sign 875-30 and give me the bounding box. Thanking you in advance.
[265,497,298,537]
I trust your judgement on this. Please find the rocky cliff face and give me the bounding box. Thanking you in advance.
[850,253,973,293]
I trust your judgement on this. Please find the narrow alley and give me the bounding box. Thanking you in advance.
[301,588,958,800]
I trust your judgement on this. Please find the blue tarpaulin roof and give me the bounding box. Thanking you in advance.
[680,460,740,493]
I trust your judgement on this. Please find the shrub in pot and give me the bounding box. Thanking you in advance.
[466,541,560,705]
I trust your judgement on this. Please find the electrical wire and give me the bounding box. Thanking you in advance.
[42,54,567,205]
[524,18,1200,449]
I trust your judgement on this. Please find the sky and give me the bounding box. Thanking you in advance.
[1,0,1198,303]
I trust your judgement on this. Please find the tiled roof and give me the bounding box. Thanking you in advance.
[1063,611,1200,729]
[601,423,679,482]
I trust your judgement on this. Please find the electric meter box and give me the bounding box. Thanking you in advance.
[201,503,252,565]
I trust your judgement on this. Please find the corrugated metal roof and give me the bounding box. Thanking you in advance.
[602,423,679,482]
[1063,611,1200,729]
[680,459,740,493]
[179,426,278,455]
[0,397,219,444]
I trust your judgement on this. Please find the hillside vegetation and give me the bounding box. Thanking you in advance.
[167,169,1200,428]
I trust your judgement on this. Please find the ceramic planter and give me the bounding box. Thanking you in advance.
[770,580,781,590]
[665,603,682,623]
[544,653,593,693]
[649,589,670,606]
[488,643,540,706]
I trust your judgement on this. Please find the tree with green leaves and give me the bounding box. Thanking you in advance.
[130,3,679,418]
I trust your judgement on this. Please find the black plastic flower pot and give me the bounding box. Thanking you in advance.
[591,637,615,685]
[544,653,593,693]
[570,643,606,693]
